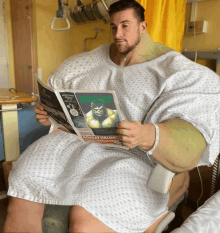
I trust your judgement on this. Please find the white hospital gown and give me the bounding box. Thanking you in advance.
[8,44,220,233]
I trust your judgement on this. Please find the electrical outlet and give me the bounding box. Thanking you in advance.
[186,20,208,34]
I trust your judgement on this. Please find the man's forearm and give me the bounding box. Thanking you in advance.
[141,119,206,173]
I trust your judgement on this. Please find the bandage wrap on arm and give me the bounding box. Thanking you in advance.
[147,164,175,194]
[139,123,175,194]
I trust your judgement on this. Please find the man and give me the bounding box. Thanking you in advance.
[4,0,219,232]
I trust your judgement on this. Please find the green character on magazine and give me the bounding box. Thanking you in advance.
[85,99,119,128]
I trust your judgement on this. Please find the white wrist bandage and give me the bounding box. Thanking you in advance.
[139,123,159,156]
[139,123,175,194]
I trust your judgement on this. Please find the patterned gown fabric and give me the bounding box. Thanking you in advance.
[8,44,220,232]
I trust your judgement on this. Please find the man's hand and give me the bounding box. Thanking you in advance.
[34,103,51,126]
[116,120,155,149]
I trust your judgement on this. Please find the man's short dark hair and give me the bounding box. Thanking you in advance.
[109,0,145,22]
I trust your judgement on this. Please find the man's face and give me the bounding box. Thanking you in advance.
[110,8,146,55]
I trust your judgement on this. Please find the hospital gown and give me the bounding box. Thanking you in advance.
[8,43,220,233]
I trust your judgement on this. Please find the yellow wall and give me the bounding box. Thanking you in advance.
[7,0,113,86]
[8,0,220,85]
[182,0,220,52]
[34,0,113,83]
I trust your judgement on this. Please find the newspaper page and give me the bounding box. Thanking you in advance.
[37,79,126,149]
[37,79,78,136]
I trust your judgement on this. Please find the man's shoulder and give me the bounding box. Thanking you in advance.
[68,43,110,61]
[89,43,110,54]
[159,50,217,75]
[159,50,220,87]
[158,50,190,70]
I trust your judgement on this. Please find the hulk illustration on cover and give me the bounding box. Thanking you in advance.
[85,99,120,128]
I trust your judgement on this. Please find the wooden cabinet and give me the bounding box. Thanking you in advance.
[10,0,37,94]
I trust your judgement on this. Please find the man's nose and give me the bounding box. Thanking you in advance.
[114,28,123,38]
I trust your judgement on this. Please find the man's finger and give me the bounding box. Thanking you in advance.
[34,108,41,114]
[34,108,48,115]
[38,119,47,123]
[35,103,44,110]
[121,142,136,149]
[117,128,130,136]
[121,135,131,143]
[117,120,138,130]
[35,114,49,120]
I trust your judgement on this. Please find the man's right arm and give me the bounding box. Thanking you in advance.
[34,103,67,132]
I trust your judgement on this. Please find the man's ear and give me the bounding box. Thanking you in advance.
[141,21,147,32]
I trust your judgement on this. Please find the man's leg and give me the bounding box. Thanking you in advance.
[68,205,171,233]
[68,173,190,233]
[68,205,116,232]
[145,172,190,233]
[3,197,45,233]
[168,171,190,208]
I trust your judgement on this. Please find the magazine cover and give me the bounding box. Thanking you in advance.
[57,91,122,145]
[37,78,125,148]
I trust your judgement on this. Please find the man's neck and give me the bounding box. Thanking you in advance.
[110,45,136,67]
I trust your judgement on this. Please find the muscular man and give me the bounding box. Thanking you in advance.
[85,99,120,128]
[4,0,219,233]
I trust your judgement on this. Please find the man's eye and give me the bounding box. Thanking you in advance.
[122,25,129,28]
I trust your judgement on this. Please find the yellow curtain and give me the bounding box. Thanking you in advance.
[137,0,187,52]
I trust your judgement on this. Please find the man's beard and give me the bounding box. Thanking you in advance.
[115,35,142,56]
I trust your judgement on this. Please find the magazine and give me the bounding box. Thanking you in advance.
[37,78,127,149]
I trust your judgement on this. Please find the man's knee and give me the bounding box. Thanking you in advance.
[168,171,190,208]
[6,196,45,217]
[172,171,190,192]
[4,197,45,232]
[68,205,116,232]
[180,171,190,191]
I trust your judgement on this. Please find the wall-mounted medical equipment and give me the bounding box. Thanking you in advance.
[186,20,208,34]
[51,0,70,31]
[185,0,208,35]
[83,27,104,52]
[69,0,118,25]
[51,0,118,30]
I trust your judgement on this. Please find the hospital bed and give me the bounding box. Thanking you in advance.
[171,189,220,233]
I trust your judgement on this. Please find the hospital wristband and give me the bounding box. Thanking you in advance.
[139,123,159,156]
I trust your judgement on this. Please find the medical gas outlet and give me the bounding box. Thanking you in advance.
[186,20,208,34]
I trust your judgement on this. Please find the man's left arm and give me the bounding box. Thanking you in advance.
[116,118,206,173]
